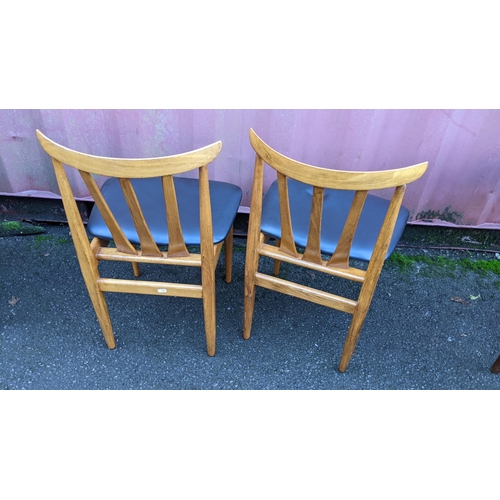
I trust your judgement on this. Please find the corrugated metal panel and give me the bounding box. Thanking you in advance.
[1,109,499,228]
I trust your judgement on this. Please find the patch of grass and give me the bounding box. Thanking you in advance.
[457,258,500,275]
[34,235,72,248]
[389,251,500,276]
[34,235,53,247]
[0,220,45,236]
[1,221,21,230]
[56,237,71,244]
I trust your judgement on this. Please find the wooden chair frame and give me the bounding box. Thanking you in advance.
[243,128,428,372]
[37,130,236,356]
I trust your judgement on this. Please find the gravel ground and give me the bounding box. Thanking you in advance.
[1,223,499,390]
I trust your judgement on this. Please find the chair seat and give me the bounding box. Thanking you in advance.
[260,179,409,261]
[87,177,242,245]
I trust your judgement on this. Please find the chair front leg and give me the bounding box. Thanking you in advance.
[79,254,116,349]
[224,226,234,283]
[80,238,116,349]
[491,354,500,374]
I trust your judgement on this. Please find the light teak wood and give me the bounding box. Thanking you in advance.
[243,128,428,372]
[36,129,234,356]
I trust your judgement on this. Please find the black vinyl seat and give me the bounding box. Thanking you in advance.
[260,178,408,261]
[88,177,242,246]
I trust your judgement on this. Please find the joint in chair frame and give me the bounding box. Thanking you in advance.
[36,130,242,356]
[243,128,428,372]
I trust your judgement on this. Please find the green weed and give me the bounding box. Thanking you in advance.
[0,221,21,230]
[34,235,72,248]
[389,251,500,277]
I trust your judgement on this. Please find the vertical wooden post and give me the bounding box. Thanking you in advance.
[243,154,265,340]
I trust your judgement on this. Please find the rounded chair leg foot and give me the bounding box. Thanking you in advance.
[491,355,500,374]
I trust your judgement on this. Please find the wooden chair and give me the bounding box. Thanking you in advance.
[243,128,428,372]
[36,130,242,356]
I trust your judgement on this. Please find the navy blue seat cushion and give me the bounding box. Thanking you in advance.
[87,177,242,246]
[260,179,409,262]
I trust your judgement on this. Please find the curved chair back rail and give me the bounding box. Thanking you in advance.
[244,128,428,372]
[36,130,242,357]
[37,130,222,177]
[249,128,427,190]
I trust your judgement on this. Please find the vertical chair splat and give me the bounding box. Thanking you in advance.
[119,178,163,257]
[79,170,137,255]
[302,186,325,265]
[162,175,190,258]
[277,173,299,258]
[327,190,368,269]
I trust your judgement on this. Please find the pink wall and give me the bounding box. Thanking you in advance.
[1,109,499,228]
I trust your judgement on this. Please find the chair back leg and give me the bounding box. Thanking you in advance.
[243,240,259,340]
[77,240,116,349]
[243,229,264,340]
[491,354,500,374]
[339,306,369,372]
